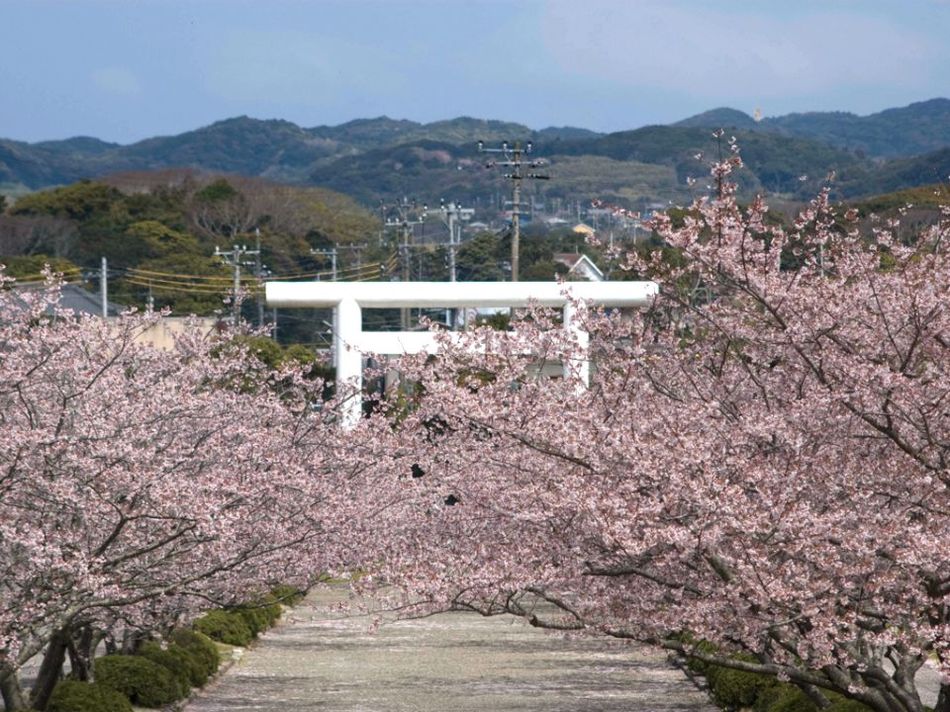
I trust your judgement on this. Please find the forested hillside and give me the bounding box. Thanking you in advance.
[3,99,950,211]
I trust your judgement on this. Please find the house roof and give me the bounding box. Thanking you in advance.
[13,282,124,317]
[552,253,605,282]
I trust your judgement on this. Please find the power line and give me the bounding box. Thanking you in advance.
[214,243,260,323]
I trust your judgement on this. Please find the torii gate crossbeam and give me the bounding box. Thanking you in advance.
[266,281,657,426]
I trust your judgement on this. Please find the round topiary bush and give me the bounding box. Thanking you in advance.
[93,654,181,707]
[168,628,220,684]
[194,609,253,647]
[135,641,192,698]
[47,680,132,712]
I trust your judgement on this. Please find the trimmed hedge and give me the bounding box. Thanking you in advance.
[233,600,281,637]
[705,663,778,709]
[93,655,181,708]
[826,699,879,712]
[271,584,306,606]
[135,641,192,698]
[682,642,876,712]
[47,681,132,712]
[168,628,220,685]
[194,609,253,647]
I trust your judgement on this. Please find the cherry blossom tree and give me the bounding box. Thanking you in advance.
[359,159,950,712]
[0,275,365,711]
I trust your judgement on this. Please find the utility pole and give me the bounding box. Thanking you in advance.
[382,198,426,329]
[311,247,338,281]
[255,228,265,327]
[478,140,549,282]
[437,199,473,283]
[337,243,368,273]
[436,199,475,329]
[214,243,260,324]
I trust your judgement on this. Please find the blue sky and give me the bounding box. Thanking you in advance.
[2,0,948,144]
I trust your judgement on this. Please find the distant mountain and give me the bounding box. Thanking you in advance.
[33,136,120,155]
[0,115,601,192]
[305,115,595,151]
[544,124,865,197]
[836,147,950,198]
[766,99,950,158]
[674,108,759,130]
[2,100,950,205]
[675,98,950,158]
[535,126,603,141]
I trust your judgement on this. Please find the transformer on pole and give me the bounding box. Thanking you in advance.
[381,198,427,329]
[478,140,549,282]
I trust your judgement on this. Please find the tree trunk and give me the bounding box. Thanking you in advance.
[66,625,95,682]
[29,627,68,711]
[0,667,27,712]
[935,683,950,712]
[798,683,832,709]
[120,629,146,655]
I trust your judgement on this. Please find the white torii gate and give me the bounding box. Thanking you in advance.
[265,281,657,426]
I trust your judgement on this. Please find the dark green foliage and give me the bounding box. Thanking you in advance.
[135,641,192,698]
[705,663,778,709]
[195,178,240,203]
[456,232,505,282]
[47,680,132,712]
[168,629,220,684]
[93,655,181,707]
[682,638,718,676]
[232,600,282,637]
[9,182,120,221]
[825,697,875,712]
[0,254,80,280]
[755,686,820,712]
[836,148,950,198]
[849,183,950,214]
[193,609,254,647]
[270,584,307,606]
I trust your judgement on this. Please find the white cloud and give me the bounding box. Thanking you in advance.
[91,66,142,96]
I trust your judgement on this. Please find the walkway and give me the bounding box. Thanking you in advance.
[184,585,715,712]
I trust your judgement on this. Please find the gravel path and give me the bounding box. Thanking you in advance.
[183,585,716,712]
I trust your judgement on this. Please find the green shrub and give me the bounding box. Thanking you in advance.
[47,680,132,712]
[706,663,778,709]
[271,584,306,606]
[93,655,181,707]
[756,685,820,712]
[680,637,718,676]
[825,696,874,712]
[233,599,282,636]
[194,609,253,647]
[135,641,192,698]
[168,628,220,684]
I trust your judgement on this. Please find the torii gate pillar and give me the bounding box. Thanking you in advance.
[266,281,657,427]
